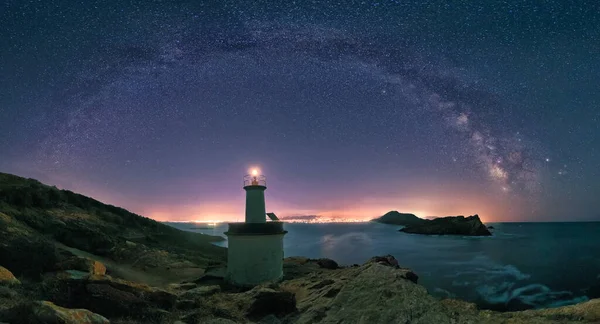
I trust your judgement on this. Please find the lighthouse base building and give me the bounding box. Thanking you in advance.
[225,171,287,287]
[225,222,286,286]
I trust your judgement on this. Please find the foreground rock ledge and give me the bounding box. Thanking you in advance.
[2,301,109,324]
[279,257,599,324]
[175,256,599,324]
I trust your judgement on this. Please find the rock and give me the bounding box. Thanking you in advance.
[169,282,197,291]
[401,270,419,284]
[84,283,148,317]
[487,226,495,229]
[309,279,335,290]
[179,309,235,324]
[364,256,418,284]
[0,286,17,298]
[194,266,226,286]
[54,257,106,276]
[246,288,297,321]
[181,284,221,299]
[324,287,341,298]
[145,308,172,323]
[282,257,322,280]
[52,222,117,256]
[175,299,197,310]
[371,211,426,226]
[2,301,109,324]
[290,263,479,324]
[259,314,282,323]
[315,258,338,270]
[366,255,399,268]
[400,215,492,236]
[0,217,59,278]
[43,274,177,320]
[0,266,20,286]
[204,319,239,324]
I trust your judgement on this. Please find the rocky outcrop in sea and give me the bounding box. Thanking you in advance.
[400,214,492,236]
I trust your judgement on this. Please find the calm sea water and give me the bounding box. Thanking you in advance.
[165,221,600,310]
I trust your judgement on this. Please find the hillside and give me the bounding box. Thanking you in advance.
[0,172,226,282]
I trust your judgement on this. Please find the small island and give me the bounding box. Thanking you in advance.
[399,214,492,236]
[373,211,491,236]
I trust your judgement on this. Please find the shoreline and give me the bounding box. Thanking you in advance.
[167,221,598,313]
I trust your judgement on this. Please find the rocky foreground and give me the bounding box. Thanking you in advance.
[1,172,599,323]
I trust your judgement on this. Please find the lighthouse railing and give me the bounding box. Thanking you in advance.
[243,174,266,187]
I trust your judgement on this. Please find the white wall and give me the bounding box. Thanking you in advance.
[226,233,285,286]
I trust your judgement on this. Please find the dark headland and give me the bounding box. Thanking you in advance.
[372,211,492,236]
[370,211,426,226]
[0,172,598,323]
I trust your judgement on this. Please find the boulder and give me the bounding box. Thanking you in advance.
[194,266,226,286]
[365,255,418,284]
[1,301,109,324]
[43,274,177,320]
[315,258,338,270]
[84,283,148,317]
[51,221,117,256]
[246,288,297,321]
[0,266,20,286]
[399,215,492,236]
[54,257,106,276]
[181,285,221,299]
[371,211,426,226]
[366,255,399,268]
[175,299,197,310]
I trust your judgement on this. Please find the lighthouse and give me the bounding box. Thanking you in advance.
[225,169,287,286]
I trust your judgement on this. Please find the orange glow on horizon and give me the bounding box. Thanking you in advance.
[19,168,511,224]
[140,199,499,223]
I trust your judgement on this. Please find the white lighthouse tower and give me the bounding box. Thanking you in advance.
[225,169,287,286]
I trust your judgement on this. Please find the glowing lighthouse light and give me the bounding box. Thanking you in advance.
[224,168,287,287]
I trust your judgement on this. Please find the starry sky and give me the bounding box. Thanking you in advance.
[1,0,599,222]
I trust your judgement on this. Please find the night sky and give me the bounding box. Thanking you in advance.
[1,1,599,222]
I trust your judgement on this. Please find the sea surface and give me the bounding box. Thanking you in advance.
[165,221,600,311]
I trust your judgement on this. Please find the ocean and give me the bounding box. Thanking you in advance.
[165,221,600,311]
